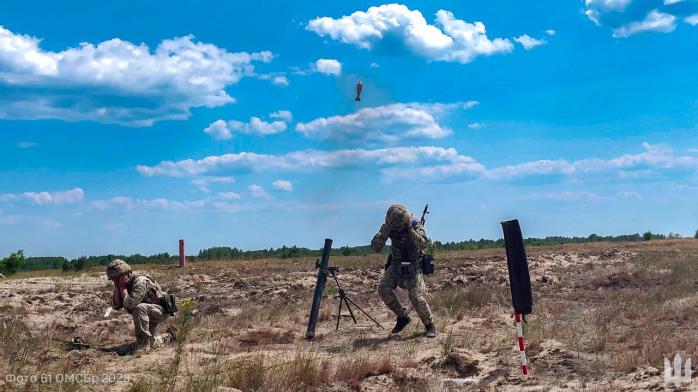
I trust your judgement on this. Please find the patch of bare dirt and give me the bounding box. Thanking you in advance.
[1,240,697,391]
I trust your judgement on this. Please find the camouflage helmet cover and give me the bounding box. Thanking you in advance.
[106,259,131,279]
[385,204,410,231]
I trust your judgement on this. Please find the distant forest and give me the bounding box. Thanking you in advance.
[1,230,688,275]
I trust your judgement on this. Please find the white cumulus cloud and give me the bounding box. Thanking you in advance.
[205,110,292,139]
[295,101,477,143]
[313,58,342,75]
[514,34,547,50]
[272,180,293,191]
[0,25,272,125]
[486,142,698,179]
[273,75,289,85]
[269,110,293,122]
[584,0,697,37]
[0,188,85,205]
[192,176,235,193]
[23,188,85,205]
[218,191,241,200]
[137,142,697,184]
[228,118,287,135]
[249,184,271,199]
[136,146,485,182]
[204,120,233,140]
[307,4,518,64]
[613,9,676,37]
[90,196,206,211]
[91,196,135,210]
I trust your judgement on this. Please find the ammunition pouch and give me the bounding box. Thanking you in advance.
[421,254,435,275]
[159,293,178,316]
[384,255,415,277]
[399,261,415,277]
[385,253,432,276]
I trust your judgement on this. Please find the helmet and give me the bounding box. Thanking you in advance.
[106,259,131,279]
[385,204,410,231]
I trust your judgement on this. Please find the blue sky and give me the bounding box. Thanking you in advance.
[1,0,698,257]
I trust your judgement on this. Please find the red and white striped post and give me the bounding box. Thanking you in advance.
[178,239,186,268]
[514,310,529,375]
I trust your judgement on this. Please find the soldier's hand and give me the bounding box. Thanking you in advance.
[119,281,129,301]
[116,275,128,290]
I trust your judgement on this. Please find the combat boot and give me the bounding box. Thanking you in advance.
[167,325,179,341]
[425,323,437,338]
[391,315,411,334]
[133,337,152,354]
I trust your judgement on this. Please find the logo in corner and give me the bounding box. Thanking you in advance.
[664,353,692,387]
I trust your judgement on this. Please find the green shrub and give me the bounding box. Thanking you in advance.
[643,231,652,241]
[0,250,26,275]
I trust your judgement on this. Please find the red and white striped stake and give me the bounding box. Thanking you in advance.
[513,310,529,375]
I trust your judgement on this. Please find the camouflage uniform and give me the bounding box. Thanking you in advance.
[372,205,434,327]
[111,269,172,350]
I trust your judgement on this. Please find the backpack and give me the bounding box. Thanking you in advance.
[160,293,178,316]
[421,254,435,275]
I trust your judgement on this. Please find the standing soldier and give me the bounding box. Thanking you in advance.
[106,259,177,352]
[372,204,436,338]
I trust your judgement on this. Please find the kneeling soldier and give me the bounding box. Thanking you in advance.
[107,259,176,351]
[372,204,436,338]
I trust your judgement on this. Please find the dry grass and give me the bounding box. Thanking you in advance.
[222,351,393,391]
[127,300,198,392]
[4,239,698,391]
[333,354,393,390]
[225,351,325,392]
[522,240,698,381]
[237,327,296,346]
[391,368,434,392]
[129,343,395,391]
[0,314,36,373]
[431,284,508,319]
[0,311,106,392]
[223,354,266,390]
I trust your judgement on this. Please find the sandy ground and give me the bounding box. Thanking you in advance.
[1,240,697,391]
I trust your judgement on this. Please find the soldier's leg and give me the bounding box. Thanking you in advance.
[407,274,434,326]
[148,322,157,338]
[378,270,407,318]
[131,303,153,349]
[132,304,171,350]
[145,304,172,349]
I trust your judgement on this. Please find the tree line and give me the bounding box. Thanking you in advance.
[1,230,695,276]
[1,252,176,275]
[196,244,385,260]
